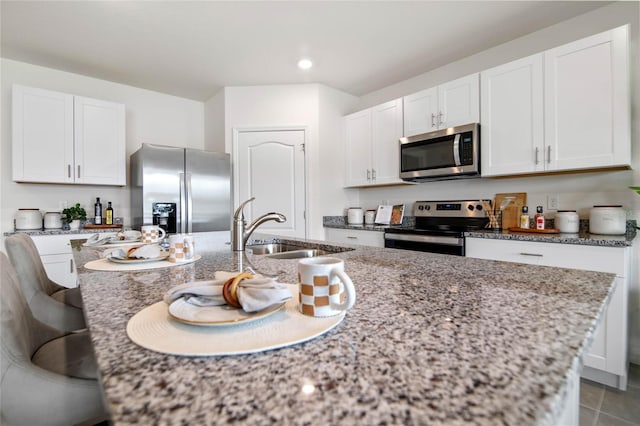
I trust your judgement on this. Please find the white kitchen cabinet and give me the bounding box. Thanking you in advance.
[466,237,630,390]
[30,234,85,288]
[325,228,384,248]
[481,54,544,176]
[481,25,630,177]
[12,85,126,185]
[344,99,406,187]
[403,73,479,136]
[544,25,630,172]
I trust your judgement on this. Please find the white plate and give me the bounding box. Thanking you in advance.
[126,285,345,356]
[108,252,170,264]
[168,300,284,326]
[108,237,142,244]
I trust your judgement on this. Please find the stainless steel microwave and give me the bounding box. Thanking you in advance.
[399,123,480,181]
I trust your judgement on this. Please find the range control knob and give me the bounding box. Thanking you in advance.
[467,204,475,211]
[418,205,424,211]
[476,204,483,211]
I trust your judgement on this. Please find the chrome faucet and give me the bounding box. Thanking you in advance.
[232,197,286,251]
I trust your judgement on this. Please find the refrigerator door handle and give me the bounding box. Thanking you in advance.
[185,173,193,234]
[179,173,187,234]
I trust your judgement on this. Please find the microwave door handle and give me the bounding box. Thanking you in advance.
[453,134,462,166]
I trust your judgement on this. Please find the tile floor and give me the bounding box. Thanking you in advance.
[580,364,640,426]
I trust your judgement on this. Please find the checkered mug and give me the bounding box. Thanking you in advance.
[297,257,356,317]
[168,234,195,263]
[140,225,166,244]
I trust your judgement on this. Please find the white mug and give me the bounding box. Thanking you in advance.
[168,234,195,263]
[298,257,356,317]
[141,225,166,244]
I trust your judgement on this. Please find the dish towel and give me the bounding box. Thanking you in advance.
[105,244,162,259]
[83,233,114,246]
[164,271,293,313]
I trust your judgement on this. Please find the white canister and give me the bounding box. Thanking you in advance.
[347,208,364,225]
[364,210,376,225]
[15,209,42,230]
[555,210,579,233]
[44,212,63,229]
[589,206,626,235]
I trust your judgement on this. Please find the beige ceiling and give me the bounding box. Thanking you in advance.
[1,1,610,101]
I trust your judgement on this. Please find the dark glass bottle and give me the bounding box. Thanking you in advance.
[94,197,102,225]
[106,202,113,225]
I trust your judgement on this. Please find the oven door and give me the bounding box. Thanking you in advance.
[384,232,465,256]
[399,123,479,181]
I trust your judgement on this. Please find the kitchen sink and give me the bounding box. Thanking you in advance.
[246,242,352,259]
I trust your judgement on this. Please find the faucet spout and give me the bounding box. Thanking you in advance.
[232,198,287,251]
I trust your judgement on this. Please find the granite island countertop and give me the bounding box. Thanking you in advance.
[72,233,616,425]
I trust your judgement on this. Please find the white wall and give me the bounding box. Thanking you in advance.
[220,84,358,239]
[1,58,205,234]
[204,90,225,152]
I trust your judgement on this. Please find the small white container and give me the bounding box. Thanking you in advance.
[347,208,364,225]
[44,212,63,229]
[589,206,626,235]
[364,210,376,225]
[555,210,579,233]
[15,209,42,230]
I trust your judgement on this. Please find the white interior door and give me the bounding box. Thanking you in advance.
[236,129,306,238]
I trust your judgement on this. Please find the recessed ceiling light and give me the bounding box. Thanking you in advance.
[297,59,313,70]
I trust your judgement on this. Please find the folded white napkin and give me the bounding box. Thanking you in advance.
[83,233,114,247]
[105,244,162,259]
[164,272,293,313]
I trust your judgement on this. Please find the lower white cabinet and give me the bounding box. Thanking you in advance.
[324,228,384,248]
[30,234,91,288]
[466,237,630,390]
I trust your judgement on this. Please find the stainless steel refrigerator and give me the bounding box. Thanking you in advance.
[130,144,231,233]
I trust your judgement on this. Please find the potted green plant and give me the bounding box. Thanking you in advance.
[62,203,87,231]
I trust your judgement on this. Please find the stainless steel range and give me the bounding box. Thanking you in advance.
[384,200,489,256]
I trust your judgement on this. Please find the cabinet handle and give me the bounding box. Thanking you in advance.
[347,236,358,240]
[366,169,371,181]
[77,165,81,178]
[438,111,444,126]
[547,146,551,164]
[67,164,71,178]
[519,252,543,257]
[535,147,539,165]
[371,169,376,180]
[431,113,436,128]
[69,259,74,273]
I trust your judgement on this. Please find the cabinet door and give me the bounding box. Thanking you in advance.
[74,96,126,185]
[544,25,630,171]
[40,254,78,288]
[344,109,372,187]
[12,85,74,183]
[481,55,544,176]
[437,73,479,129]
[403,87,437,136]
[371,99,403,185]
[324,228,384,247]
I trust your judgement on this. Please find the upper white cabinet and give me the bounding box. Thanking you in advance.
[481,54,544,176]
[344,98,405,187]
[544,26,630,172]
[12,85,126,185]
[481,25,630,177]
[403,73,479,136]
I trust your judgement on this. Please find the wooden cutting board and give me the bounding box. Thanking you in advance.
[494,193,527,229]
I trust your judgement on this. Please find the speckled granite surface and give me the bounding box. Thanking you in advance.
[323,216,637,248]
[3,228,124,236]
[465,229,635,248]
[71,232,616,425]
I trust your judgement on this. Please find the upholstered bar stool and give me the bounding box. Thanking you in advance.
[5,233,86,332]
[0,253,109,425]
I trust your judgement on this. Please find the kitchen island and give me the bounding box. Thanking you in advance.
[72,233,616,425]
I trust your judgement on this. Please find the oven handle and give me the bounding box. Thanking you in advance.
[384,233,464,246]
[453,134,461,166]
